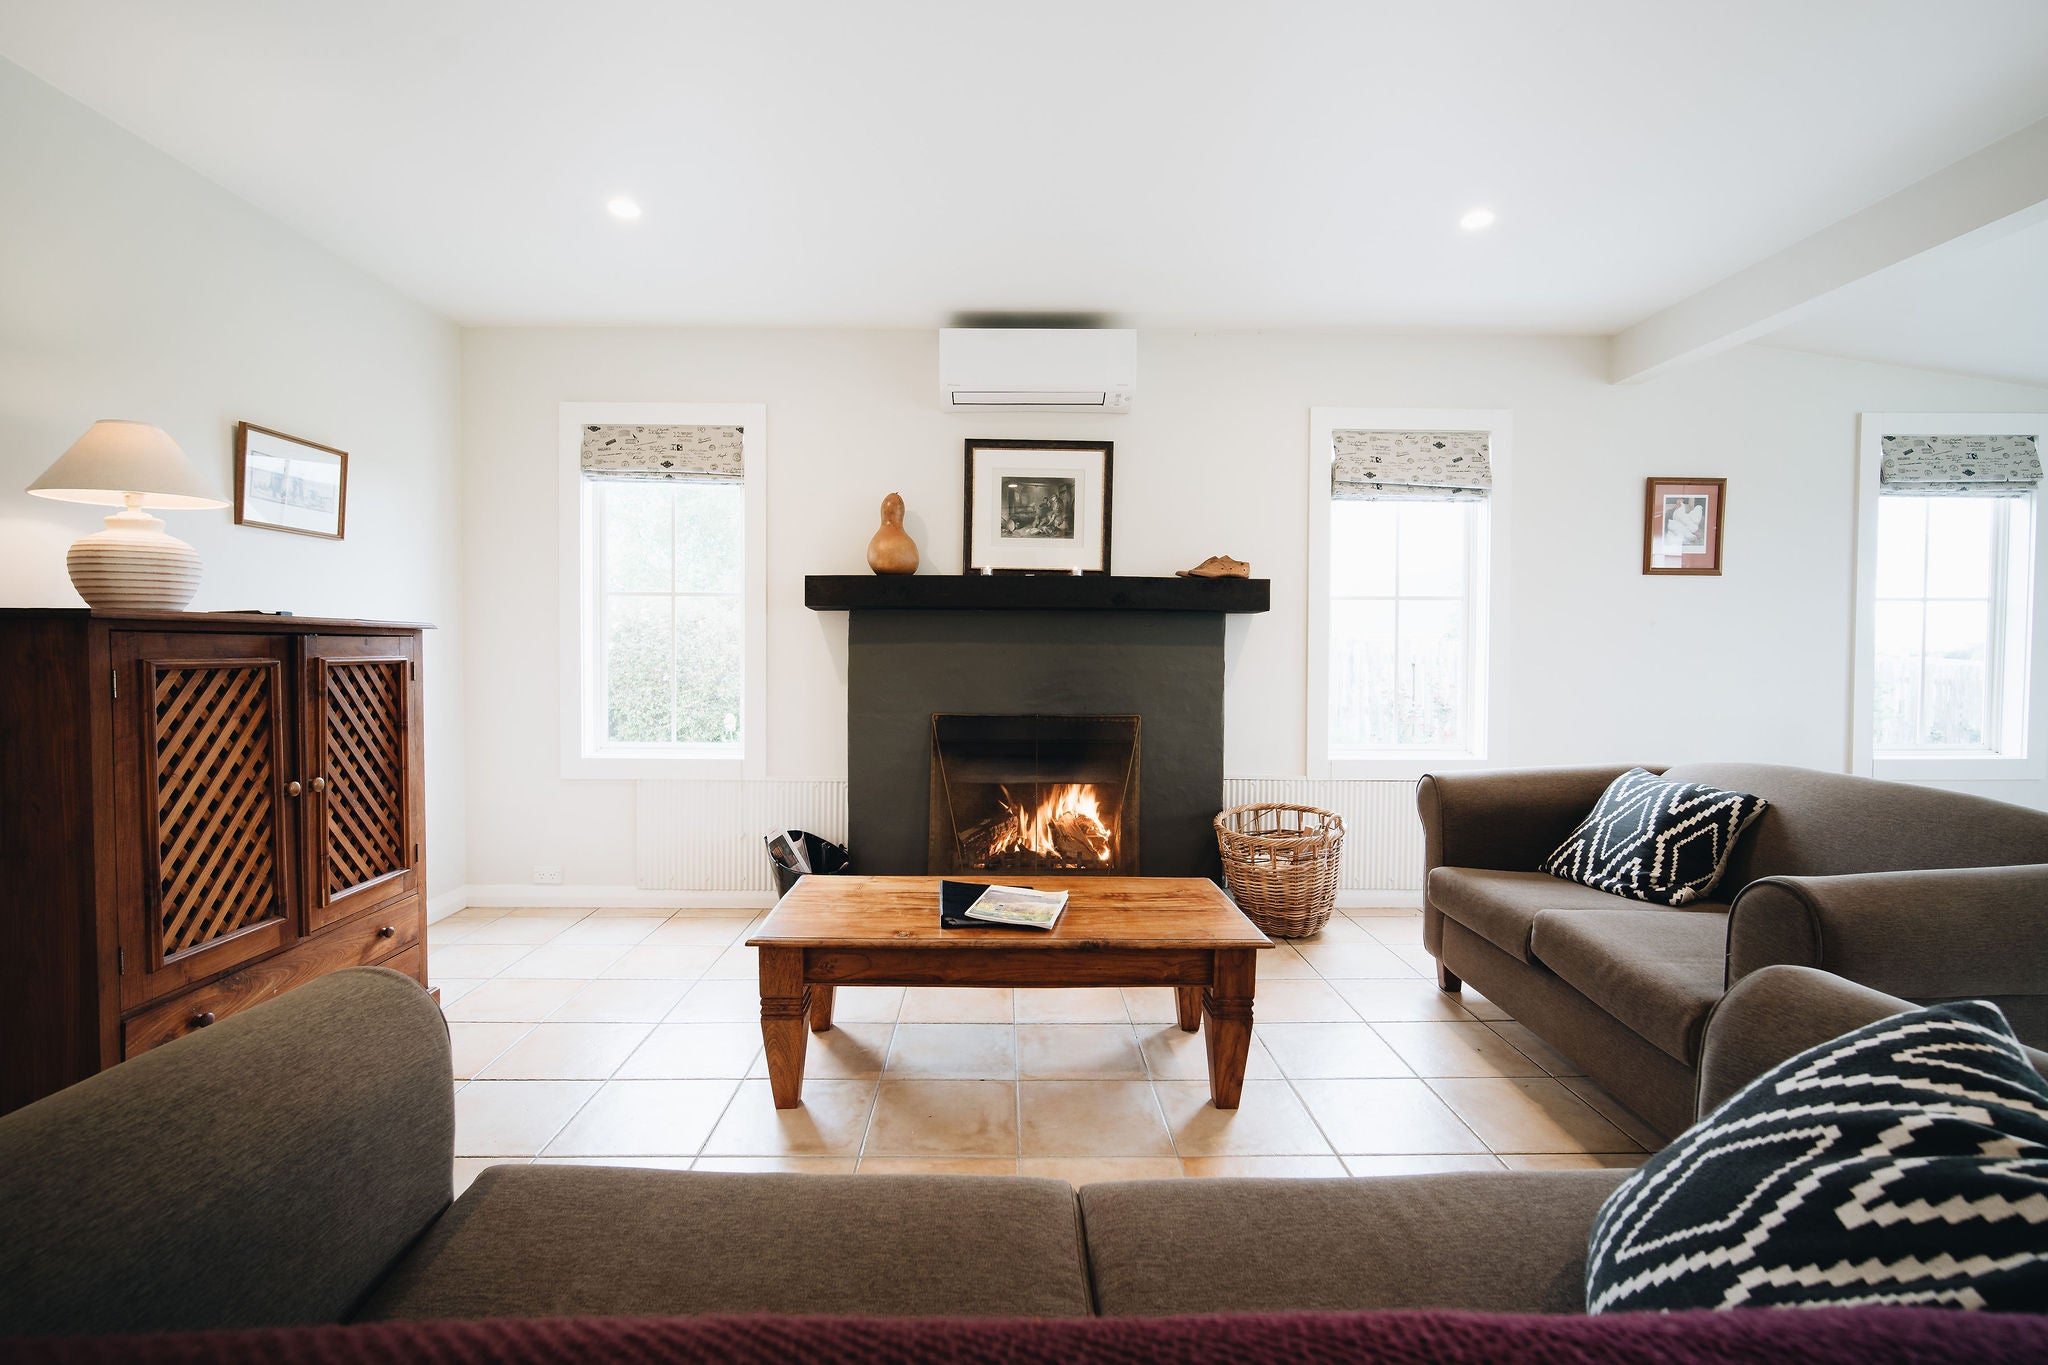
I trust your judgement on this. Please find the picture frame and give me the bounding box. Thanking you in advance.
[963,438,1113,574]
[234,422,348,540]
[1643,476,1725,575]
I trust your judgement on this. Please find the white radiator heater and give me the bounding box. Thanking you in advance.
[636,780,848,894]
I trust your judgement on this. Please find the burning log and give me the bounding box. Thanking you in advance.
[978,785,1122,871]
[957,782,1119,870]
[1051,810,1111,864]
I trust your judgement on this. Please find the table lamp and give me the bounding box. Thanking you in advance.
[26,421,229,611]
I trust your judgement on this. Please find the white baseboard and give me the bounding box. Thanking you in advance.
[1337,889,1423,909]
[426,887,471,924]
[459,883,779,912]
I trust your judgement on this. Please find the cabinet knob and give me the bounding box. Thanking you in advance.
[287,781,303,797]
[312,776,328,793]
[377,925,396,938]
[191,1011,216,1029]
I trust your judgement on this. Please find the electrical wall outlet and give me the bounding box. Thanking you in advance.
[531,865,564,886]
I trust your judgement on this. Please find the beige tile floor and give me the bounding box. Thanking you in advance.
[431,904,1657,1196]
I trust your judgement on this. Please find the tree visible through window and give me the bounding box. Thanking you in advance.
[1328,499,1478,749]
[597,481,745,747]
[1873,496,2019,751]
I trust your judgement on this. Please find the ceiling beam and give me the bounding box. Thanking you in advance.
[1608,117,2048,384]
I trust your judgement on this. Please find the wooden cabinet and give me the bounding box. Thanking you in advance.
[0,611,429,1115]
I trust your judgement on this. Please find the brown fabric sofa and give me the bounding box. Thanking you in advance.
[4,963,2044,1340]
[1418,762,2048,1138]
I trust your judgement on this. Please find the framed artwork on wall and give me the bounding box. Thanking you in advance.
[963,438,1113,574]
[1643,476,1725,575]
[234,422,348,540]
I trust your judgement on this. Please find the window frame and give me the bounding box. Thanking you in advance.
[558,401,768,780]
[1851,412,2048,783]
[1307,407,1510,780]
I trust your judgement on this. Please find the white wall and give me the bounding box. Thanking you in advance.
[460,325,2048,889]
[0,59,468,897]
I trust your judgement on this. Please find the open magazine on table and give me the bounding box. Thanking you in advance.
[938,880,1069,931]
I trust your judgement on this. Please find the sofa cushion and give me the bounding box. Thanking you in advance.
[1428,866,1721,964]
[1078,1172,1626,1315]
[1529,908,1728,1063]
[1588,999,2048,1313]
[1540,768,1768,906]
[357,1167,1092,1320]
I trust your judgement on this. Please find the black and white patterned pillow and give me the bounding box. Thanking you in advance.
[1587,1000,2048,1313]
[1539,768,1766,906]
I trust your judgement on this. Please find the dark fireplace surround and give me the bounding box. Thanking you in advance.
[810,575,1270,880]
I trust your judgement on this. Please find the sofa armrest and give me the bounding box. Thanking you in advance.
[0,967,453,1336]
[1417,765,1644,953]
[1725,863,2048,1000]
[1696,964,2048,1119]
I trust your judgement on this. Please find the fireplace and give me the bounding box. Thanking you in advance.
[929,714,1139,875]
[817,590,1267,878]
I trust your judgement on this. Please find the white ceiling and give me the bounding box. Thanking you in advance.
[3,0,2047,341]
[1765,216,2048,387]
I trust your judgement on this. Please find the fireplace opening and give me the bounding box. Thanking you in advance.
[929,714,1140,875]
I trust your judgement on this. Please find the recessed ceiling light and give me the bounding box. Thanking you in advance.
[606,197,642,221]
[1459,207,1496,232]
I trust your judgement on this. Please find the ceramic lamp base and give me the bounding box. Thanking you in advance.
[66,507,202,611]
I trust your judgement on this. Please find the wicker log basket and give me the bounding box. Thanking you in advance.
[1213,802,1345,939]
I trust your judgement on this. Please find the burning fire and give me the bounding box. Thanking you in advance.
[989,783,1115,865]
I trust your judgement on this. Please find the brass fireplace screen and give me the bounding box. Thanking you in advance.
[928,714,1140,875]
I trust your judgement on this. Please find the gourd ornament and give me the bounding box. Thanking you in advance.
[866,492,919,575]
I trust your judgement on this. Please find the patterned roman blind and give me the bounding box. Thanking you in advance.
[1331,430,1492,502]
[1879,434,2040,498]
[580,424,744,483]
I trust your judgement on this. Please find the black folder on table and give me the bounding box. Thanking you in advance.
[939,879,1040,930]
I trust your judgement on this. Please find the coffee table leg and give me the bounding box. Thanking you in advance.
[758,946,810,1108]
[810,984,836,1033]
[1175,986,1202,1033]
[1203,949,1256,1109]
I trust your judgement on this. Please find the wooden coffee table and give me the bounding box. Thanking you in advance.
[747,876,1273,1110]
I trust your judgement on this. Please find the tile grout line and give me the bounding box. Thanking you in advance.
[851,1020,896,1168]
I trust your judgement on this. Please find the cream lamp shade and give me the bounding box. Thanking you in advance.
[27,421,229,612]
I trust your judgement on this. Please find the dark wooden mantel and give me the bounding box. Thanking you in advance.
[803,574,1270,613]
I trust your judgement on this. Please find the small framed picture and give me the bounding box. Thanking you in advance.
[235,422,348,540]
[1643,477,1725,575]
[963,438,1113,574]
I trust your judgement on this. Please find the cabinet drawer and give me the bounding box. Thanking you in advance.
[379,942,426,989]
[123,897,423,1057]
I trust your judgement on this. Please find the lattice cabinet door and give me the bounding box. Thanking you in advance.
[113,633,300,1008]
[304,635,419,930]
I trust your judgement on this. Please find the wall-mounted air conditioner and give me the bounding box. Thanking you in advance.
[939,328,1135,413]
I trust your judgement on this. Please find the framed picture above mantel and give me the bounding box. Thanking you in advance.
[963,438,1113,574]
[1643,476,1725,575]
